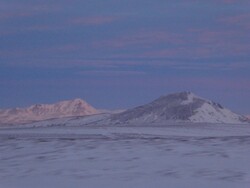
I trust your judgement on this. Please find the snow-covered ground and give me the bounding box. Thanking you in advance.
[1,124,250,188]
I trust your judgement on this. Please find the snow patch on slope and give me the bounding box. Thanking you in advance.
[181,92,195,105]
[190,103,243,124]
[13,113,111,128]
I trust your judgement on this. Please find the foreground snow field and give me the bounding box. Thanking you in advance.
[1,124,250,188]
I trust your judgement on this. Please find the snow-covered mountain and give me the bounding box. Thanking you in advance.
[1,92,248,127]
[109,92,248,125]
[0,99,99,125]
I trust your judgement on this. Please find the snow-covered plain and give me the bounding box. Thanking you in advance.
[1,124,250,188]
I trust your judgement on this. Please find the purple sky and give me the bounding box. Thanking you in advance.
[1,0,250,114]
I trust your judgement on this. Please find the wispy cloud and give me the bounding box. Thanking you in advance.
[78,70,147,76]
[92,30,185,49]
[0,2,61,21]
[204,0,245,4]
[218,13,250,29]
[196,29,250,55]
[69,16,119,26]
[0,12,32,21]
[0,2,63,35]
[220,0,239,3]
[141,47,212,59]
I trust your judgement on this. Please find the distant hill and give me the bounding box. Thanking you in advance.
[0,99,99,125]
[109,92,248,125]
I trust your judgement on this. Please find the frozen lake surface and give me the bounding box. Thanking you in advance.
[1,124,250,188]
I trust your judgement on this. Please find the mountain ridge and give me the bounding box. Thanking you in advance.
[0,92,249,126]
[0,98,99,125]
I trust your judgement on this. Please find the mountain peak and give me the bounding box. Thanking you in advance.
[56,98,87,105]
[72,98,85,102]
[67,98,86,103]
[159,91,198,100]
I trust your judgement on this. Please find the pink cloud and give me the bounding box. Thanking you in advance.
[193,78,250,91]
[0,12,33,21]
[0,3,61,22]
[220,0,239,3]
[92,30,186,49]
[78,70,147,76]
[0,23,62,36]
[204,0,244,4]
[113,27,250,59]
[140,46,212,59]
[45,44,88,54]
[195,30,236,43]
[70,16,119,26]
[135,76,250,92]
[218,13,250,29]
[187,28,250,56]
[0,2,61,12]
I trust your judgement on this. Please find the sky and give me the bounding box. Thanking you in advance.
[0,0,250,114]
